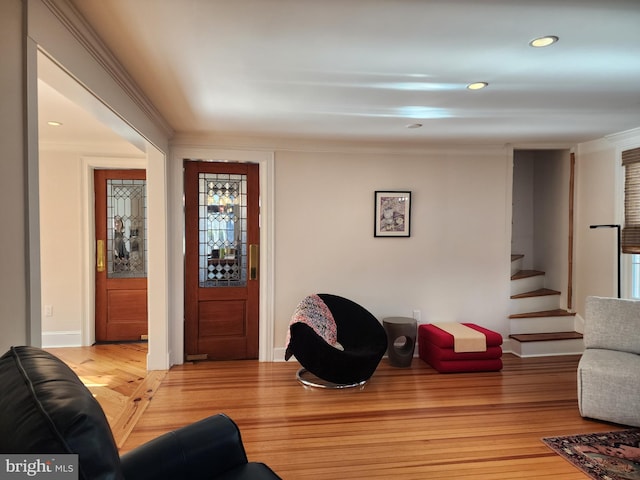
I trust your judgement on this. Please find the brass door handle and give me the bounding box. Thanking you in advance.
[97,239,106,272]
[249,244,259,280]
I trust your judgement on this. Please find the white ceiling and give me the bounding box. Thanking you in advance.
[46,0,640,146]
[37,52,144,153]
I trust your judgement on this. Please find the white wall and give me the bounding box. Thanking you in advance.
[573,130,640,317]
[512,152,535,269]
[534,149,571,306]
[574,138,619,315]
[273,146,513,355]
[39,150,83,345]
[0,0,28,352]
[39,147,145,347]
[28,129,640,359]
[13,0,640,364]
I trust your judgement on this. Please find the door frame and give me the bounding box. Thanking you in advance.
[81,157,146,346]
[81,149,170,371]
[172,147,275,362]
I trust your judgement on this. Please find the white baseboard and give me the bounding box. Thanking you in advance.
[42,330,82,348]
[273,346,288,362]
[502,338,514,354]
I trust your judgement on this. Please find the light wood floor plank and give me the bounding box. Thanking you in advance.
[51,346,621,479]
[122,354,619,479]
[46,343,162,447]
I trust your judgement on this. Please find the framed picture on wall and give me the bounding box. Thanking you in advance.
[374,191,411,237]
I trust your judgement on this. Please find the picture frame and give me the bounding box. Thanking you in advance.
[374,191,411,237]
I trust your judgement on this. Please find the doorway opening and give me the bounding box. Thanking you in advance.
[36,50,169,370]
[511,149,573,310]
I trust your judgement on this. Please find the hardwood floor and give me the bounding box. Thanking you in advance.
[46,343,165,449]
[49,346,623,479]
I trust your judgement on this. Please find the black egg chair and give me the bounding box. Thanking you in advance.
[285,293,387,388]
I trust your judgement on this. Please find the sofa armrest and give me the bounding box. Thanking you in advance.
[120,414,249,480]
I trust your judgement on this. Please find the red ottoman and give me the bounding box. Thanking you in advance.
[418,323,503,373]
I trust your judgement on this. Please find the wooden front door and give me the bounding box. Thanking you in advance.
[94,169,148,342]
[184,161,260,360]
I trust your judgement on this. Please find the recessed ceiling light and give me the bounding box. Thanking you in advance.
[529,36,559,48]
[406,123,423,129]
[467,82,488,91]
[47,121,63,127]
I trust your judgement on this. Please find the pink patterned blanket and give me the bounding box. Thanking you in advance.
[285,295,341,356]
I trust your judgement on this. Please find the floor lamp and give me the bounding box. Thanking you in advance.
[589,224,621,298]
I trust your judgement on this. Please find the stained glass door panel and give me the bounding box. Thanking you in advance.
[107,179,146,278]
[199,173,247,287]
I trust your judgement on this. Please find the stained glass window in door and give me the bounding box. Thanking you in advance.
[107,179,147,278]
[199,173,247,287]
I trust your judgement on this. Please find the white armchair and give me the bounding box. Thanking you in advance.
[577,296,640,427]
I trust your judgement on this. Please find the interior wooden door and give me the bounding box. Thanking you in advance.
[94,169,148,342]
[184,161,260,360]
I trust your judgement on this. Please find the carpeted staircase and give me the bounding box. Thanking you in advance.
[508,254,584,357]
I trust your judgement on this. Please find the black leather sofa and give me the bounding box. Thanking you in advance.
[0,346,281,480]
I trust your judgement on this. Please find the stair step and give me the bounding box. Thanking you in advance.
[510,291,561,315]
[508,254,584,357]
[510,254,524,275]
[508,335,584,357]
[511,288,560,300]
[509,332,583,343]
[509,313,576,335]
[509,309,575,319]
[511,270,545,281]
[510,272,545,296]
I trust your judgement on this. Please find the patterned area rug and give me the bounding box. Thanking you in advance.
[543,430,640,480]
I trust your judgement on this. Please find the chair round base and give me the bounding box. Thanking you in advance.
[296,368,368,389]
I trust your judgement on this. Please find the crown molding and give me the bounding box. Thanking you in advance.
[606,127,640,149]
[171,132,512,157]
[41,0,174,139]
